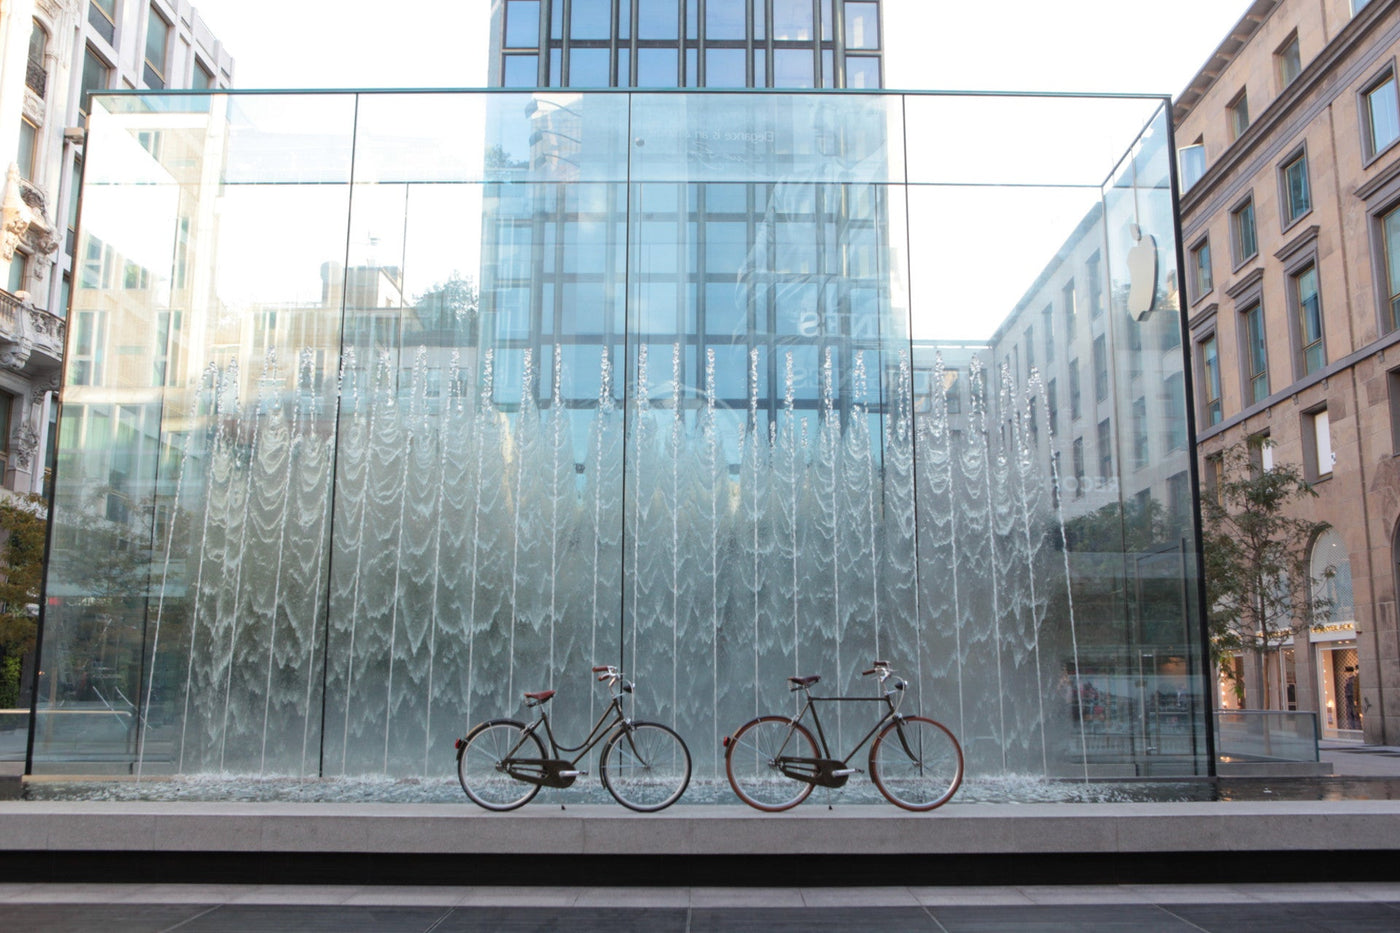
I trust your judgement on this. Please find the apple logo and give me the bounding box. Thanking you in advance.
[1127,223,1158,322]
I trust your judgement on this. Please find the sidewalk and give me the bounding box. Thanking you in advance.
[1320,741,1400,777]
[1,882,1397,932]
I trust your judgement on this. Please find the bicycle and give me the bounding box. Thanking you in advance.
[722,660,963,812]
[455,664,692,812]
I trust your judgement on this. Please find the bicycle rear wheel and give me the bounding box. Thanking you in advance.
[868,715,963,811]
[600,721,692,812]
[457,719,544,811]
[724,715,818,812]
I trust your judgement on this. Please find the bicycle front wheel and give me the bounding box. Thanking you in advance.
[724,715,818,812]
[869,715,963,811]
[600,721,692,812]
[457,719,544,811]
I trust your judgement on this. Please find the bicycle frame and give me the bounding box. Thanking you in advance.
[797,691,903,764]
[493,688,637,788]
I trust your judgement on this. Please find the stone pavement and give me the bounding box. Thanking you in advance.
[1320,741,1400,777]
[1,882,1398,931]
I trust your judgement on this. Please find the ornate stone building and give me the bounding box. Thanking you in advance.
[1177,0,1400,744]
[0,0,232,499]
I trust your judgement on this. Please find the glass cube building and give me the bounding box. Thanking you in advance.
[28,87,1209,793]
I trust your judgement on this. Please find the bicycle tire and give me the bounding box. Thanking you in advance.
[599,721,692,812]
[724,715,819,812]
[868,715,963,811]
[457,719,544,811]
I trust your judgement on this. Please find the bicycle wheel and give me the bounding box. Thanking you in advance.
[724,715,819,812]
[457,719,544,811]
[869,715,963,811]
[599,721,692,812]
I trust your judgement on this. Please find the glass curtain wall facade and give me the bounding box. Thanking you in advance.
[490,0,882,90]
[30,89,1206,791]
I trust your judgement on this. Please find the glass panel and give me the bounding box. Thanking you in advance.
[571,0,611,39]
[845,55,879,89]
[503,54,539,87]
[1368,77,1399,153]
[772,0,814,39]
[505,0,541,46]
[773,48,815,88]
[637,47,678,86]
[706,0,746,39]
[706,48,745,87]
[1297,265,1323,373]
[1284,156,1310,221]
[844,1,879,49]
[569,47,611,87]
[145,9,169,75]
[637,0,679,39]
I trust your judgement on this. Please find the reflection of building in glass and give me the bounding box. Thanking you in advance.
[1177,0,1400,745]
[30,85,1205,791]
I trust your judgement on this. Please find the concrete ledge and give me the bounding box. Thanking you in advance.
[1,800,1398,884]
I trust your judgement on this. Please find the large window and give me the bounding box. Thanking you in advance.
[1382,203,1400,332]
[1241,302,1269,404]
[1097,418,1113,480]
[1190,237,1213,300]
[1310,529,1354,623]
[1292,264,1325,376]
[845,2,880,49]
[1276,33,1302,89]
[143,8,170,88]
[1199,333,1222,425]
[1093,334,1108,402]
[1231,197,1257,266]
[1179,142,1206,191]
[1281,151,1311,225]
[1363,69,1400,160]
[26,19,47,98]
[17,117,38,179]
[78,46,110,126]
[1069,357,1082,420]
[6,251,26,294]
[1063,278,1077,342]
[88,0,116,44]
[504,0,541,47]
[1228,90,1250,140]
[1303,406,1333,480]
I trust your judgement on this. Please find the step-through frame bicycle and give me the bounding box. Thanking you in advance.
[455,665,691,812]
[723,660,963,812]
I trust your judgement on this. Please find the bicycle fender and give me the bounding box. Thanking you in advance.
[456,718,530,759]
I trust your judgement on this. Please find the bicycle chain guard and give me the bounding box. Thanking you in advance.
[505,758,582,788]
[778,757,854,788]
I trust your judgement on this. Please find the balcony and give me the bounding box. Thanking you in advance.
[0,289,65,375]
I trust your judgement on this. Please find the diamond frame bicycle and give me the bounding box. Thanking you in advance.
[723,660,963,812]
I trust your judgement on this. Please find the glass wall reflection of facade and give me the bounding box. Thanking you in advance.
[31,89,1207,790]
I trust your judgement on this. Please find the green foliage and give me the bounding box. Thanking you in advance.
[1201,442,1331,700]
[0,494,47,660]
[0,655,20,709]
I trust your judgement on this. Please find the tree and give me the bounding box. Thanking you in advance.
[0,493,48,708]
[1201,442,1331,708]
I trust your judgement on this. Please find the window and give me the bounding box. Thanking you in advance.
[1247,431,1274,473]
[1190,238,1213,299]
[773,0,814,39]
[17,118,37,179]
[1047,378,1058,434]
[1204,453,1223,504]
[1292,264,1325,375]
[845,2,879,48]
[1093,334,1108,401]
[1276,33,1302,89]
[707,0,746,39]
[1389,367,1400,455]
[6,251,26,294]
[637,47,679,86]
[70,309,107,385]
[1165,372,1187,452]
[1132,397,1149,469]
[1087,251,1103,318]
[78,46,110,125]
[637,0,679,39]
[1041,304,1054,364]
[1199,333,1222,425]
[26,19,47,98]
[0,391,13,485]
[1241,302,1269,404]
[88,0,116,43]
[1024,325,1035,376]
[1382,204,1400,333]
[1069,358,1082,420]
[773,48,814,87]
[1228,90,1250,140]
[705,48,746,87]
[1303,406,1333,480]
[1063,279,1077,342]
[1179,142,1206,191]
[1231,197,1257,265]
[845,56,880,89]
[568,48,610,86]
[1072,437,1085,498]
[504,0,540,46]
[1363,70,1400,159]
[1280,151,1312,225]
[502,54,538,87]
[192,60,214,90]
[1097,418,1113,480]
[1310,529,1355,623]
[143,8,170,88]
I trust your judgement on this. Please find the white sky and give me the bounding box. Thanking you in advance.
[188,0,1251,95]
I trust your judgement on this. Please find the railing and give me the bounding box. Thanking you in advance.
[1215,709,1320,762]
[0,290,21,333]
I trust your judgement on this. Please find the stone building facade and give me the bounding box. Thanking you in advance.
[1177,0,1400,743]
